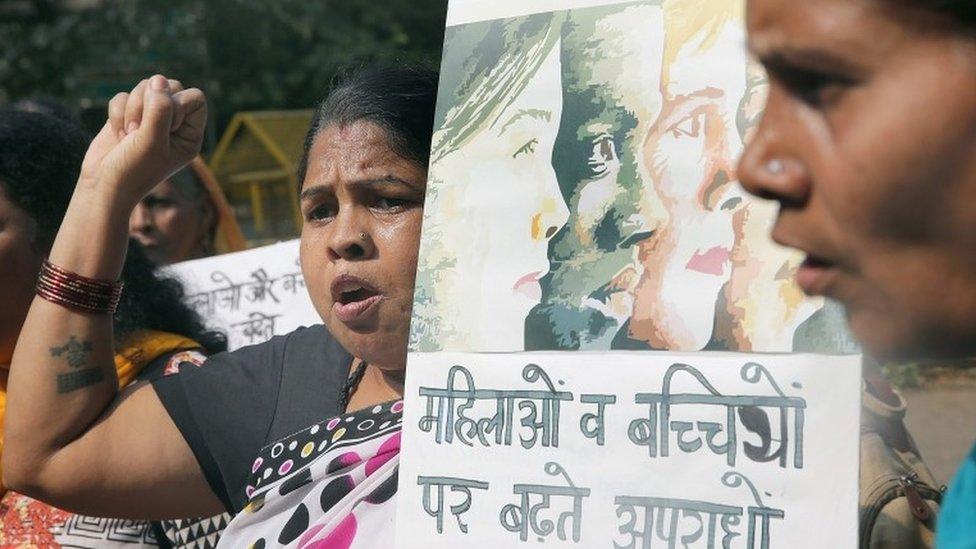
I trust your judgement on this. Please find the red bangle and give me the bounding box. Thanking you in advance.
[35,260,123,315]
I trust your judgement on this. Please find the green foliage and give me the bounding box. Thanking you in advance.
[881,362,922,389]
[1,0,446,145]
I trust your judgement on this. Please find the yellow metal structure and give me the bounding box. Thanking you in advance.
[208,110,313,242]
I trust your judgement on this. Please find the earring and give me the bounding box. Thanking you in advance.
[764,159,785,175]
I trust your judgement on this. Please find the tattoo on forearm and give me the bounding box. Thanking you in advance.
[49,336,93,367]
[50,336,105,393]
[57,368,106,393]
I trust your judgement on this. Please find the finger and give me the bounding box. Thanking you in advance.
[92,121,118,150]
[170,88,204,132]
[108,92,129,140]
[167,79,184,93]
[171,89,207,151]
[142,75,176,141]
[123,78,149,135]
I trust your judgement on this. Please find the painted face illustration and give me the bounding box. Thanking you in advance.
[627,5,747,350]
[713,67,822,351]
[529,4,668,350]
[413,17,568,351]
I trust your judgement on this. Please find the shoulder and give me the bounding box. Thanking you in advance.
[153,324,348,407]
[272,324,350,377]
[277,323,341,352]
[182,324,330,374]
[227,324,333,359]
[265,325,352,439]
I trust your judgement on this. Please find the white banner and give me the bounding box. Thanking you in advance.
[396,351,861,548]
[166,240,320,350]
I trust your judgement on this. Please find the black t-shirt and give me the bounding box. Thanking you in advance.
[152,324,352,513]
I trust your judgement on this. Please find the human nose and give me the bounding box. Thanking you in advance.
[737,94,810,206]
[326,208,376,262]
[532,195,569,243]
[702,118,745,212]
[623,184,668,248]
[129,203,152,233]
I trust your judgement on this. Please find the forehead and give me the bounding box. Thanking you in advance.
[668,21,748,98]
[746,0,892,58]
[566,6,665,114]
[301,121,425,191]
[0,185,37,235]
[150,178,186,198]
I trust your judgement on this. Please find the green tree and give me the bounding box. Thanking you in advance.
[0,0,446,146]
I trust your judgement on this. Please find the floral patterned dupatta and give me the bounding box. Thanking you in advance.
[218,400,403,548]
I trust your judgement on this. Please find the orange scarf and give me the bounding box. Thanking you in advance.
[0,330,202,496]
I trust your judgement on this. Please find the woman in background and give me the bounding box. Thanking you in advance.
[130,156,246,266]
[737,0,976,545]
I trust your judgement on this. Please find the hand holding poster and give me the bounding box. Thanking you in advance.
[396,352,860,547]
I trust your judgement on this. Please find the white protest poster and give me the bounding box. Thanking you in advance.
[399,0,863,546]
[396,352,860,547]
[166,239,320,350]
[410,0,857,354]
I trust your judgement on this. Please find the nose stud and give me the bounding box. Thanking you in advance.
[359,232,368,241]
[764,159,785,175]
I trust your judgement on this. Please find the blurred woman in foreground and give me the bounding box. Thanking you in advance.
[737,0,976,545]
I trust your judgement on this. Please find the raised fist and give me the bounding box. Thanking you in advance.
[78,75,207,207]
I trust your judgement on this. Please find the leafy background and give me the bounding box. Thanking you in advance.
[0,0,447,146]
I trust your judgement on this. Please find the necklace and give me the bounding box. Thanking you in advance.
[338,360,369,412]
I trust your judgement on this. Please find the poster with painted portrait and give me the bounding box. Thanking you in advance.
[410,0,856,354]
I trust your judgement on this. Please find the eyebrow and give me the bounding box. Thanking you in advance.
[299,175,421,201]
[498,108,554,135]
[752,45,866,78]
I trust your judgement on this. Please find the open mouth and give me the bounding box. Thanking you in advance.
[801,255,834,270]
[331,274,383,323]
[796,254,839,296]
[337,287,377,304]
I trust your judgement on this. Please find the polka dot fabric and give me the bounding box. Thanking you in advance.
[217,400,403,548]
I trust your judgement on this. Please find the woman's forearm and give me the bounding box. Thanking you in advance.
[3,183,133,489]
[2,75,207,496]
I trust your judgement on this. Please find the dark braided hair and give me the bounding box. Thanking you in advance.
[0,108,226,353]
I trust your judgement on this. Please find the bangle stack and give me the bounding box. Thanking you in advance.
[35,260,124,315]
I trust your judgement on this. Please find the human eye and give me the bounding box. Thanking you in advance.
[667,108,706,139]
[771,65,855,109]
[513,138,539,159]
[305,202,337,223]
[373,196,411,212]
[144,196,173,209]
[587,133,618,177]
